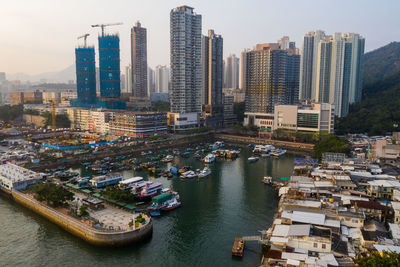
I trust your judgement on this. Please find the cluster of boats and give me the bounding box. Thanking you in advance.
[247,144,287,162]
[170,164,212,179]
[252,144,287,158]
[180,167,212,179]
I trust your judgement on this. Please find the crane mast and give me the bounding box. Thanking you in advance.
[77,33,90,47]
[91,22,123,36]
[51,100,56,139]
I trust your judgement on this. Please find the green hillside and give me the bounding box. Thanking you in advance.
[363,41,400,85]
[336,71,400,135]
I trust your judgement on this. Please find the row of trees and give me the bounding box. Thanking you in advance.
[33,183,74,207]
[101,185,136,203]
[0,104,23,122]
[313,133,351,160]
[41,111,71,128]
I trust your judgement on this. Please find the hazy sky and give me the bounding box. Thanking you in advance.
[1,0,399,75]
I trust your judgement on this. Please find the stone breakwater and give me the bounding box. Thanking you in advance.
[11,190,153,246]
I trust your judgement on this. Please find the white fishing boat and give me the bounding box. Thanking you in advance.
[262,176,272,184]
[181,170,198,179]
[270,149,286,157]
[248,156,259,163]
[162,155,174,163]
[203,153,216,163]
[198,167,211,178]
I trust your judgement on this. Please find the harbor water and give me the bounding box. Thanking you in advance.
[0,147,297,266]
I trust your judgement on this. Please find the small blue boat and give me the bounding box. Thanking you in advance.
[150,210,161,217]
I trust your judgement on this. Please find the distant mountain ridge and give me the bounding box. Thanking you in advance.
[7,64,75,83]
[362,41,400,86]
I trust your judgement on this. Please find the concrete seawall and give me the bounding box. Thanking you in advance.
[215,134,314,154]
[11,190,153,246]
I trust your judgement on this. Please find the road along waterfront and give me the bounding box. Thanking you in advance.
[0,146,298,266]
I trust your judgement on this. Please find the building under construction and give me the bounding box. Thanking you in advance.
[98,34,126,110]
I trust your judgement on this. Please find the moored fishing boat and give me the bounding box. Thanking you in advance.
[270,149,286,157]
[137,182,163,199]
[198,167,211,178]
[161,155,174,163]
[248,156,259,163]
[262,176,272,184]
[203,153,216,163]
[180,170,197,179]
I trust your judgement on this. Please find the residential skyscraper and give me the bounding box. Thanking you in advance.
[239,49,251,90]
[299,30,326,101]
[170,6,202,114]
[244,43,300,113]
[224,54,239,89]
[201,29,224,126]
[343,33,365,104]
[315,39,332,103]
[131,21,148,98]
[300,30,365,117]
[155,65,169,93]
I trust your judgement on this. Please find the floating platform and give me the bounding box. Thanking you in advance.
[232,238,245,257]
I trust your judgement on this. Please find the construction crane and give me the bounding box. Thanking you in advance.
[91,22,123,36]
[51,100,56,139]
[77,33,90,47]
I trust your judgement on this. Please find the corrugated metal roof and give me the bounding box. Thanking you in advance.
[389,223,400,239]
[392,201,400,211]
[272,225,290,237]
[270,236,289,243]
[290,211,326,225]
[281,252,308,261]
[374,244,400,253]
[288,224,311,236]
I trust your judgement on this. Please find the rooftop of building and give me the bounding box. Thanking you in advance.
[0,163,42,182]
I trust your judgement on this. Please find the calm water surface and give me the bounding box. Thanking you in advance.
[0,147,298,267]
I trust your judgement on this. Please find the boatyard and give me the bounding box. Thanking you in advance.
[3,133,400,265]
[0,139,295,266]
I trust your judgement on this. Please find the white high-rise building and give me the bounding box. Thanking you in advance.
[124,65,132,93]
[170,5,202,114]
[224,54,239,89]
[300,30,364,117]
[147,67,155,95]
[155,65,169,93]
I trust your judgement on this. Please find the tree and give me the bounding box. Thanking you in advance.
[313,133,351,160]
[0,104,23,122]
[101,185,135,202]
[33,183,74,207]
[79,205,89,217]
[44,113,71,128]
[358,251,400,266]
